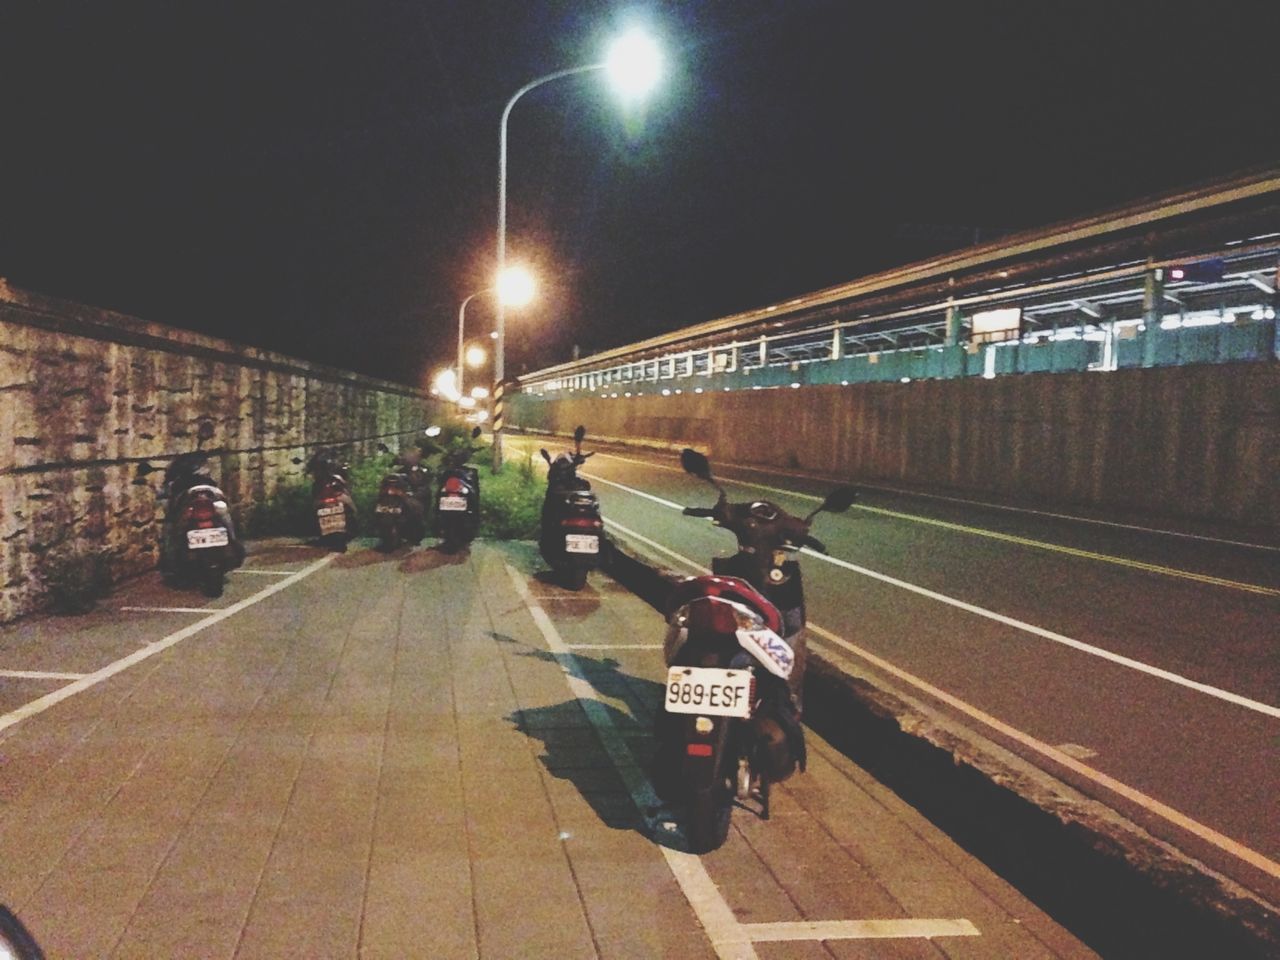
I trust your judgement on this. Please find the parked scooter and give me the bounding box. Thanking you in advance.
[373,443,430,551]
[135,426,245,598]
[434,426,483,552]
[539,425,605,591]
[652,448,857,853]
[305,448,355,552]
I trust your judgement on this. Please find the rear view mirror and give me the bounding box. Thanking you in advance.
[573,425,586,444]
[822,486,859,513]
[134,461,159,478]
[471,427,482,440]
[196,421,216,444]
[377,443,390,454]
[680,448,712,481]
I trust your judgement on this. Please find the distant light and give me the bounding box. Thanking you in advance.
[841,380,849,386]
[766,306,777,312]
[489,331,499,340]
[900,377,911,383]
[466,345,487,368]
[661,388,671,396]
[470,386,489,399]
[790,383,801,389]
[425,426,442,437]
[694,387,703,394]
[624,391,632,397]
[674,389,682,395]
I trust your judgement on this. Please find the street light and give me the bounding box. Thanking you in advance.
[492,28,663,468]
[457,264,536,403]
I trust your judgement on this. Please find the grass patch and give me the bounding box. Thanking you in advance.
[41,546,112,614]
[477,459,543,539]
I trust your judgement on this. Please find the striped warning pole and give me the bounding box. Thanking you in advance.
[491,379,505,470]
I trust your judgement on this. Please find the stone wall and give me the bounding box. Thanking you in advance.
[0,282,439,622]
[509,361,1280,534]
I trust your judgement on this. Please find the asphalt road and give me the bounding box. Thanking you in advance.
[508,435,1280,906]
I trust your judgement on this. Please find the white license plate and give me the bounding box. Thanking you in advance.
[664,666,753,718]
[565,534,599,554]
[375,503,402,514]
[318,512,346,534]
[439,495,468,512]
[317,504,344,516]
[186,528,229,549]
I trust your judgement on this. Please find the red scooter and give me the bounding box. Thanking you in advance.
[652,449,857,853]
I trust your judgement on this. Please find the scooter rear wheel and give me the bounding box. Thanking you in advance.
[685,753,734,854]
[200,564,224,599]
[562,566,588,591]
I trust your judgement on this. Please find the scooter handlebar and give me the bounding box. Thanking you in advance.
[682,506,716,518]
[802,535,828,553]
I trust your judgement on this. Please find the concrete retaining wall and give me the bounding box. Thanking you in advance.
[509,362,1280,532]
[0,282,438,622]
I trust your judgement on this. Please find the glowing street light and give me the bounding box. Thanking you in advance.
[493,27,663,468]
[457,264,537,404]
[465,345,487,368]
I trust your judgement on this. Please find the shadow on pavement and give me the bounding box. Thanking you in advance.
[398,546,470,573]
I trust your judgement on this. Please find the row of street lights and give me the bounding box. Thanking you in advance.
[435,27,664,468]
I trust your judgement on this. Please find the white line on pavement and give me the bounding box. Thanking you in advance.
[0,555,334,738]
[0,670,89,681]
[119,606,213,614]
[231,569,299,576]
[504,562,979,957]
[601,519,1280,883]
[591,476,1280,719]
[743,919,979,942]
[585,466,1279,597]
[590,449,1279,553]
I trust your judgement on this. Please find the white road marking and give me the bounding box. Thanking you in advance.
[0,670,88,681]
[231,569,298,576]
[504,562,979,957]
[592,477,1280,719]
[743,919,979,941]
[587,464,1279,597]
[589,448,1279,553]
[0,555,334,738]
[601,520,1280,882]
[119,606,212,614]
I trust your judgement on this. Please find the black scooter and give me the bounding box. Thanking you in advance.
[434,426,483,552]
[539,425,605,591]
[135,425,245,598]
[651,448,857,853]
[305,448,356,552]
[373,444,430,551]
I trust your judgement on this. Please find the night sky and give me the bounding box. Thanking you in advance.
[2,1,1277,387]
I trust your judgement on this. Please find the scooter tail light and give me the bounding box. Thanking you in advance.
[562,516,602,530]
[686,743,713,757]
[184,497,219,528]
[443,476,466,495]
[686,598,741,635]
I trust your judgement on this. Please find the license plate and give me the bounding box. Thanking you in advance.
[439,495,468,512]
[664,666,752,718]
[187,528,229,549]
[317,504,344,516]
[565,534,599,554]
[375,504,402,514]
[318,512,346,534]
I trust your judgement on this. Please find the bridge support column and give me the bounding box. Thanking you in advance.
[945,301,962,347]
[1142,266,1163,367]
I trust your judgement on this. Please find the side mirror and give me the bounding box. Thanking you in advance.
[290,456,304,465]
[135,461,159,478]
[821,486,859,514]
[471,426,482,440]
[196,420,216,444]
[376,443,390,454]
[540,449,552,464]
[573,425,586,444]
[0,906,44,960]
[680,448,712,482]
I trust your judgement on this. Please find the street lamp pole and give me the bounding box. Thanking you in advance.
[494,64,604,470]
[457,289,490,403]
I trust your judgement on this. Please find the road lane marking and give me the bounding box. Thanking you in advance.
[587,448,1279,554]
[505,562,979,957]
[743,919,979,941]
[594,478,1279,719]
[0,670,88,681]
[601,521,1280,882]
[0,555,334,738]
[119,606,212,614]
[231,569,298,576]
[585,465,1278,597]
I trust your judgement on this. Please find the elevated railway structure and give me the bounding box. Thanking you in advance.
[516,168,1279,397]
